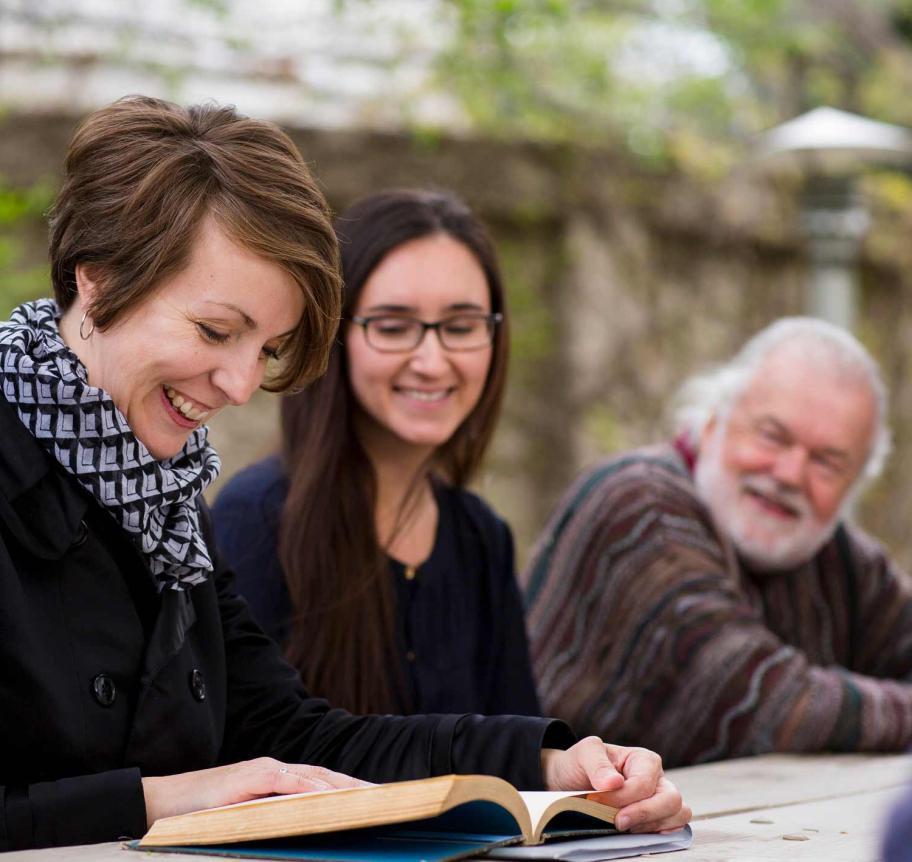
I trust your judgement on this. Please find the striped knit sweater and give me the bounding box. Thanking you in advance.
[524,443,912,767]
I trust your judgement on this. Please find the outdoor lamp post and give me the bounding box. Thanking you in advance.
[755,107,912,331]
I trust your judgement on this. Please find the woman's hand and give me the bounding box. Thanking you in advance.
[142,758,372,827]
[541,737,691,833]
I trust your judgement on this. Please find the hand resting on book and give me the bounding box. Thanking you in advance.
[541,737,691,834]
[141,758,373,826]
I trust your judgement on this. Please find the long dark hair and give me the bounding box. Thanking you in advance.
[279,189,509,713]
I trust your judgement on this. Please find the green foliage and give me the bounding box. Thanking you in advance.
[184,0,231,14]
[858,169,912,269]
[437,1,631,144]
[864,170,912,211]
[430,0,912,172]
[0,178,55,226]
[497,235,556,368]
[407,124,446,152]
[0,249,49,318]
[0,178,55,317]
[582,402,627,455]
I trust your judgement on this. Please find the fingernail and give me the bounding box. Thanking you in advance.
[310,779,331,790]
[616,816,629,830]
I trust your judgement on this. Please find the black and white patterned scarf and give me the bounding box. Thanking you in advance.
[0,299,221,591]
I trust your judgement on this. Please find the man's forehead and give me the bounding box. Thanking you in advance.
[741,344,869,402]
[732,345,877,452]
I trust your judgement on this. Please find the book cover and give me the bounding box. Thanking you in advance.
[129,776,622,861]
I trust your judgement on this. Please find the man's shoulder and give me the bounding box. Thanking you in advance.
[560,443,700,515]
[533,443,710,560]
[526,443,718,605]
[833,521,898,575]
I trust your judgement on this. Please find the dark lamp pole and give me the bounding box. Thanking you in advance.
[755,107,912,331]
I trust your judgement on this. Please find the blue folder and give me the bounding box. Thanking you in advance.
[126,799,617,862]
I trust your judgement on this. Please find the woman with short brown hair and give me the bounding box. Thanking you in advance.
[49,94,339,392]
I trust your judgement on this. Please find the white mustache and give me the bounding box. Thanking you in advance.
[740,475,812,520]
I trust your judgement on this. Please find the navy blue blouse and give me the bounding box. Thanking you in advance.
[211,455,541,717]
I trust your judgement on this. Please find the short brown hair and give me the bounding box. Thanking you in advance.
[49,95,341,391]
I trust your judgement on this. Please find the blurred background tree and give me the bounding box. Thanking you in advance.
[433,0,912,170]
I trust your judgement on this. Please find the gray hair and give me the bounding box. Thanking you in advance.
[673,317,891,483]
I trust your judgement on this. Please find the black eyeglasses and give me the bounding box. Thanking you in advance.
[350,313,503,353]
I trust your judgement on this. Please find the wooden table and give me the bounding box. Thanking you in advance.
[667,752,912,860]
[6,753,912,861]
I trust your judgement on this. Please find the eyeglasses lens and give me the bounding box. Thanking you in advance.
[366,315,494,351]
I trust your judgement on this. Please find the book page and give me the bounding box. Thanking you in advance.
[517,791,593,831]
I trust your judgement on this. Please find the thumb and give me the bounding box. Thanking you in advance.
[591,759,624,791]
[574,737,625,791]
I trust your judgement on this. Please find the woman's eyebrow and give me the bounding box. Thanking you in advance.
[364,303,417,313]
[203,301,257,329]
[446,302,486,311]
[364,302,486,313]
[203,302,297,341]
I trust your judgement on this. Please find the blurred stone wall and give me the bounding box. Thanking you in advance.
[2,111,911,571]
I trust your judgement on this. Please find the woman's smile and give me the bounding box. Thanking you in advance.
[393,385,456,405]
[161,385,215,427]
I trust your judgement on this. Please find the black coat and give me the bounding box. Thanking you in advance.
[212,455,542,716]
[0,396,572,851]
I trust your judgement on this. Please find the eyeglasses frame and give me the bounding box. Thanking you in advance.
[349,312,504,353]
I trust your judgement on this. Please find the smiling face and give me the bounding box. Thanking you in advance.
[65,217,303,460]
[694,344,876,570]
[345,233,494,462]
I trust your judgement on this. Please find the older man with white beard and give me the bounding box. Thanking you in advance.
[525,317,912,767]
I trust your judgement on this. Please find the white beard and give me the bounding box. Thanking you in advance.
[693,428,841,572]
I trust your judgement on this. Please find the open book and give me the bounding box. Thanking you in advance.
[134,774,619,862]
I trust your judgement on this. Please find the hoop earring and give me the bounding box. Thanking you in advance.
[79,311,95,340]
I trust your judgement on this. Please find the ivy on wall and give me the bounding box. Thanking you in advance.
[0,177,56,316]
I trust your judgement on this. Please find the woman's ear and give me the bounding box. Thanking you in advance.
[74,263,102,311]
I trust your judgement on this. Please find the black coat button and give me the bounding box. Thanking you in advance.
[91,673,116,707]
[71,520,88,549]
[189,669,206,702]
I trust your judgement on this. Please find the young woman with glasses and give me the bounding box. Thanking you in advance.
[212,188,539,716]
